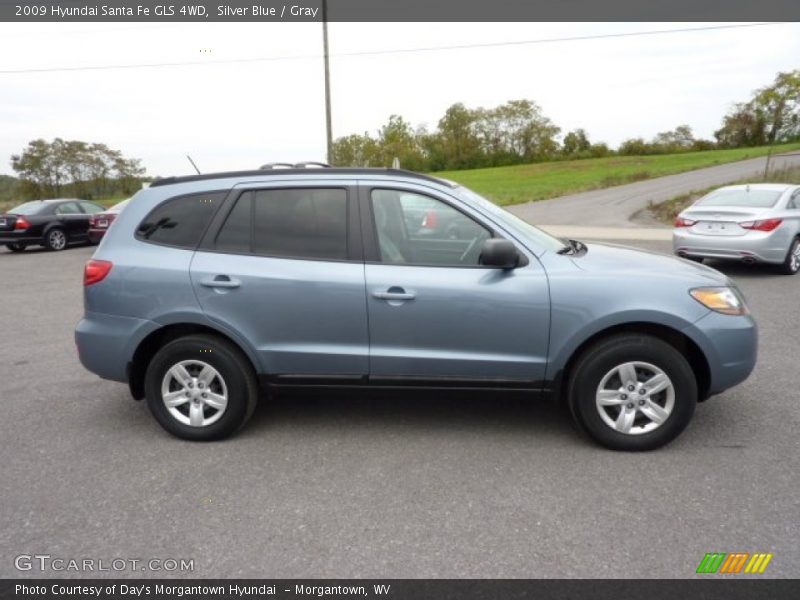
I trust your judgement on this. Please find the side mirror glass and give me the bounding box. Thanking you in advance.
[480,239,520,269]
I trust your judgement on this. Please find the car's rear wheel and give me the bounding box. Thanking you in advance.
[44,228,67,251]
[5,243,26,252]
[144,334,257,441]
[568,334,696,451]
[779,237,800,275]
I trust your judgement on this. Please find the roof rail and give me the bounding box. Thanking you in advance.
[259,161,331,170]
[149,167,456,188]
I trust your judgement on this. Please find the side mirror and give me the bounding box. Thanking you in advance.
[480,239,520,269]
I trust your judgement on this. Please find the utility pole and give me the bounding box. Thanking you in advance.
[322,0,333,164]
[763,145,773,181]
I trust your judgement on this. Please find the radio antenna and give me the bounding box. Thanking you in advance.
[186,155,201,174]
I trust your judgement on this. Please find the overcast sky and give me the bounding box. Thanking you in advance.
[0,21,798,177]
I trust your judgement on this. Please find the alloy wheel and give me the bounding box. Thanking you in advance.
[595,361,675,435]
[49,230,66,250]
[160,360,228,427]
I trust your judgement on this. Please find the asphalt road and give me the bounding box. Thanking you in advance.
[509,152,800,228]
[0,242,798,579]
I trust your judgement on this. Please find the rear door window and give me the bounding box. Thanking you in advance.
[55,202,81,215]
[136,192,225,249]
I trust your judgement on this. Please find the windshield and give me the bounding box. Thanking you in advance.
[8,201,45,215]
[695,189,782,208]
[455,186,566,253]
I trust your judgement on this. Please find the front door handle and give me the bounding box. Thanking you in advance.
[201,275,241,289]
[372,287,415,301]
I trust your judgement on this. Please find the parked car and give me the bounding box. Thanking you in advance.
[673,183,800,274]
[75,168,757,450]
[88,198,130,244]
[0,198,105,252]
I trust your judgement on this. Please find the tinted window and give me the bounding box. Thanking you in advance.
[215,192,253,253]
[137,192,225,248]
[8,201,46,215]
[55,201,81,215]
[252,188,348,260]
[696,189,781,208]
[371,189,491,266]
[80,201,105,214]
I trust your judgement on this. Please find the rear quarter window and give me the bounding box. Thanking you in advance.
[136,191,226,249]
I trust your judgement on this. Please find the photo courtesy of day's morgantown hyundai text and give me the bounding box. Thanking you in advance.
[75,166,758,451]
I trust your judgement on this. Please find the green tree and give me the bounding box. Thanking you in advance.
[430,103,483,170]
[10,138,146,200]
[715,70,800,147]
[562,128,591,156]
[377,115,427,171]
[331,132,381,167]
[652,124,695,152]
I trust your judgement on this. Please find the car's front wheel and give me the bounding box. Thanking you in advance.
[144,334,258,441]
[5,243,26,252]
[568,334,697,451]
[779,237,800,275]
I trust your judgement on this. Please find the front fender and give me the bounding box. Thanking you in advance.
[546,308,704,381]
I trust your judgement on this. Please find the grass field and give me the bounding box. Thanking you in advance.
[434,143,800,206]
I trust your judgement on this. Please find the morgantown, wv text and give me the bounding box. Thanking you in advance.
[16,583,392,598]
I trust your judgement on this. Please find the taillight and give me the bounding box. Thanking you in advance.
[14,217,31,230]
[739,218,783,232]
[674,217,696,228]
[84,259,112,286]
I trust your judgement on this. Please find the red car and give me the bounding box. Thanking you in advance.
[88,198,130,243]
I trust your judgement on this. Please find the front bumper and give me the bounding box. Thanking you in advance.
[683,310,758,397]
[673,228,790,264]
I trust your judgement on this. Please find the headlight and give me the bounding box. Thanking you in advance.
[690,287,748,316]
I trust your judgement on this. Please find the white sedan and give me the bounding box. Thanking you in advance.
[673,183,800,274]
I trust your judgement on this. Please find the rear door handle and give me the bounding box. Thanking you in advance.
[372,287,415,301]
[201,275,241,289]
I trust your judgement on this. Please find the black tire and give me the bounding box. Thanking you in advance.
[685,256,704,264]
[144,334,258,441]
[778,237,800,275]
[567,334,697,451]
[5,243,26,252]
[44,227,67,251]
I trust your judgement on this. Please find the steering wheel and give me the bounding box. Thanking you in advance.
[459,232,490,263]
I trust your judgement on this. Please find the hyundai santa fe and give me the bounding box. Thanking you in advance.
[75,168,758,450]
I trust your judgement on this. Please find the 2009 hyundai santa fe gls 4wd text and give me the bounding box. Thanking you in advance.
[75,168,758,450]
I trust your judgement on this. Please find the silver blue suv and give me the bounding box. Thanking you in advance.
[75,168,757,450]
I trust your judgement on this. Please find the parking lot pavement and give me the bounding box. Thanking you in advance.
[0,241,798,579]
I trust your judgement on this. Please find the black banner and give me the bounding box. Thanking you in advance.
[1,0,800,22]
[2,580,800,600]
